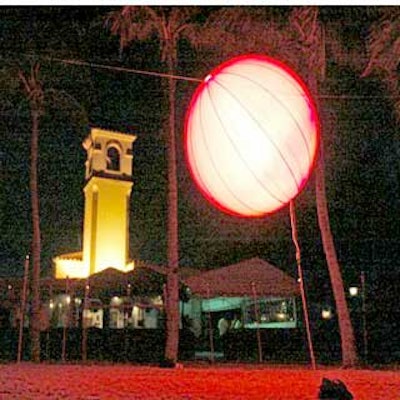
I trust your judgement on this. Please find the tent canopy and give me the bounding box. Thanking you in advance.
[184,257,300,298]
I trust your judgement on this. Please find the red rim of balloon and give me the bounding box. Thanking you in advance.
[184,53,321,218]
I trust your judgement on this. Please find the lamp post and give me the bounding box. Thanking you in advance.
[17,255,30,363]
[349,271,368,363]
[360,271,368,363]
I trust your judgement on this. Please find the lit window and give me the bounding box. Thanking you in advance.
[244,298,296,327]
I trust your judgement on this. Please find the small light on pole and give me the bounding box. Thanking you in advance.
[349,286,359,297]
[321,308,333,320]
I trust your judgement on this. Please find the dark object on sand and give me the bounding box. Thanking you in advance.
[319,377,354,399]
[159,358,176,368]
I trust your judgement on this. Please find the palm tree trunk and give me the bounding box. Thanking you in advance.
[315,145,358,367]
[305,68,358,367]
[30,109,41,363]
[164,47,180,364]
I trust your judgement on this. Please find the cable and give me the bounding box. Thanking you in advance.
[3,53,399,98]
[49,57,203,83]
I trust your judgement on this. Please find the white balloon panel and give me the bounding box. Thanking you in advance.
[185,55,319,217]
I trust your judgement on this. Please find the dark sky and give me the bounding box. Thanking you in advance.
[1,5,399,308]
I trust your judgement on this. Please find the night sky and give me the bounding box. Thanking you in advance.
[1,4,399,333]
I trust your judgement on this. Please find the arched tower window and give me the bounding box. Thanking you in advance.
[107,146,120,171]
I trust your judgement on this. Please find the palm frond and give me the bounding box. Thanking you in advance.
[363,7,400,119]
[18,63,45,115]
[363,7,400,77]
[286,7,326,82]
[170,7,200,39]
[45,88,89,128]
[105,6,159,55]
[188,7,288,71]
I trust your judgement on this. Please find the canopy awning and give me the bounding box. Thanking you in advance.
[184,257,300,298]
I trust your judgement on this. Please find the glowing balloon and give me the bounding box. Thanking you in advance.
[185,54,320,217]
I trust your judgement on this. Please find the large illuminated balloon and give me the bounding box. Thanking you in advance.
[185,54,320,217]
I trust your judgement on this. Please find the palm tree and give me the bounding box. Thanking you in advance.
[18,60,89,362]
[289,7,358,367]
[19,62,44,363]
[106,6,200,364]
[194,6,358,367]
[362,7,400,120]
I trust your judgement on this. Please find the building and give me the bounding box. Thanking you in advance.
[182,257,300,333]
[0,126,304,362]
[54,127,136,278]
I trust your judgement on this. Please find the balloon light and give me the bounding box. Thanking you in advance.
[185,54,320,217]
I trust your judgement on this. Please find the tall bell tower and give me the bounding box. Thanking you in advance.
[82,128,137,276]
[54,127,137,278]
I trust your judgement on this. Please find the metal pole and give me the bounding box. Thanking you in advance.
[61,276,70,362]
[17,255,30,363]
[206,284,215,363]
[45,282,53,361]
[289,201,316,370]
[81,279,89,362]
[251,282,263,363]
[360,271,368,363]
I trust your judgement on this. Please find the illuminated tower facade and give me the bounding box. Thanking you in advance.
[54,128,137,279]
